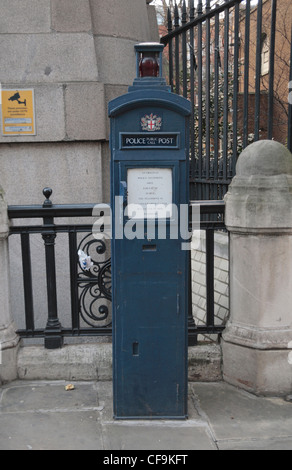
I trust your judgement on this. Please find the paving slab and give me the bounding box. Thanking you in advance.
[0,381,100,412]
[0,410,102,450]
[191,382,292,450]
[218,437,292,451]
[96,381,217,450]
[0,381,104,450]
[102,421,216,451]
[1,380,292,450]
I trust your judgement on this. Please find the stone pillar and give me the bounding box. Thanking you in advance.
[0,187,19,384]
[222,140,292,396]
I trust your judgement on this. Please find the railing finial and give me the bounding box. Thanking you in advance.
[189,0,195,20]
[174,2,180,28]
[43,187,53,207]
[182,0,187,24]
[198,0,203,15]
[167,7,173,33]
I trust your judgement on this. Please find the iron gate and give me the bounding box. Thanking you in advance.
[160,0,292,200]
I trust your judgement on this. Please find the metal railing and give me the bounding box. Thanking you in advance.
[160,0,292,200]
[8,189,226,349]
[8,189,111,349]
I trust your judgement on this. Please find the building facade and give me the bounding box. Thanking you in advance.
[0,0,159,342]
[0,0,159,207]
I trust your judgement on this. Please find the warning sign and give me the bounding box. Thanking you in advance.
[1,89,36,136]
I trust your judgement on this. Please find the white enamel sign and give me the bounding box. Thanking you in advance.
[127,167,173,219]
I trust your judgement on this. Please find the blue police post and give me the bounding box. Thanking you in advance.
[108,43,191,419]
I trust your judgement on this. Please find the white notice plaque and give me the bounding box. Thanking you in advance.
[127,168,173,219]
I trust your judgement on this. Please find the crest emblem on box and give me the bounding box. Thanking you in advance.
[141,113,162,132]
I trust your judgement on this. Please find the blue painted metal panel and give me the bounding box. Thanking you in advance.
[109,60,191,419]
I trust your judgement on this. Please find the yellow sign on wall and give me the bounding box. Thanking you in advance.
[1,89,36,136]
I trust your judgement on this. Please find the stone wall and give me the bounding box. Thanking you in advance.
[0,0,159,205]
[192,231,229,341]
[0,0,159,340]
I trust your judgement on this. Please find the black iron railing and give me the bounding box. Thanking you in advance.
[160,0,292,200]
[188,200,226,345]
[8,189,226,349]
[9,189,112,349]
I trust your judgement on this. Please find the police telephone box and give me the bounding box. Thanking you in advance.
[109,43,191,419]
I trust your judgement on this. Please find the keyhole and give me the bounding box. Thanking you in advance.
[132,342,139,356]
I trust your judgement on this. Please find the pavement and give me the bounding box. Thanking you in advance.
[1,380,292,451]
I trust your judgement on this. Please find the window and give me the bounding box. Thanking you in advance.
[261,34,270,76]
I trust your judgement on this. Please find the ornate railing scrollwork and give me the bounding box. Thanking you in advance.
[77,234,112,328]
